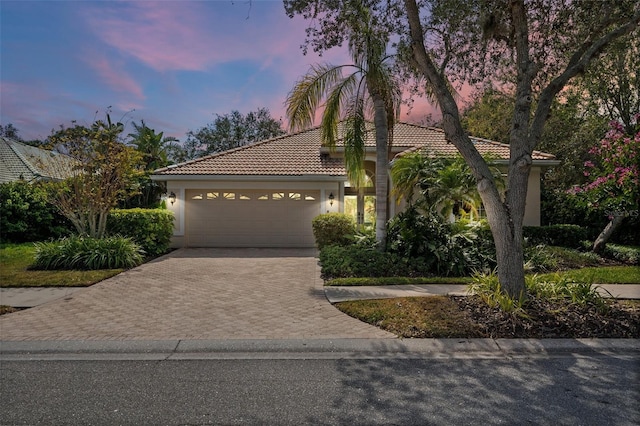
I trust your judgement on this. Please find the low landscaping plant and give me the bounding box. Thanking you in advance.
[386,208,496,276]
[318,244,432,278]
[311,213,356,250]
[33,236,144,270]
[467,271,527,314]
[107,208,174,256]
[469,271,609,314]
[602,244,640,265]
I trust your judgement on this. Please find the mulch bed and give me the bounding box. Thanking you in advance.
[455,295,640,338]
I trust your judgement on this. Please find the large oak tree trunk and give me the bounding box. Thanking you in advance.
[404,0,528,298]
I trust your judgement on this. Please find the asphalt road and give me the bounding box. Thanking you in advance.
[2,351,638,425]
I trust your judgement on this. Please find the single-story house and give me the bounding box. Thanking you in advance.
[151,122,559,248]
[0,137,74,183]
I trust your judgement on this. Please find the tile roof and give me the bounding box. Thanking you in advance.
[0,137,74,183]
[153,122,556,177]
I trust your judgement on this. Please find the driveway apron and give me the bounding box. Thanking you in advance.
[0,248,393,341]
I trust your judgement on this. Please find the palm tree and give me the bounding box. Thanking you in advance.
[427,158,482,221]
[392,153,505,222]
[128,121,179,207]
[286,7,401,248]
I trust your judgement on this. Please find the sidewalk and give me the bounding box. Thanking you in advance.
[2,284,639,308]
[324,283,640,303]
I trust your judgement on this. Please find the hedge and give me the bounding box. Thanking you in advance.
[0,181,71,243]
[311,213,356,250]
[523,224,588,248]
[107,208,174,256]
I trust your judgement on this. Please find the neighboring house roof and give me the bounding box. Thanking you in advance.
[153,122,557,178]
[0,137,75,183]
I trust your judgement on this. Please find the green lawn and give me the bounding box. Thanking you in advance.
[0,243,123,287]
[537,266,640,284]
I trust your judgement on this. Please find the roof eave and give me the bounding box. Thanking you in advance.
[151,174,348,182]
[492,159,561,167]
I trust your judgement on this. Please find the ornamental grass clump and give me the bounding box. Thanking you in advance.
[33,236,144,270]
[469,271,609,314]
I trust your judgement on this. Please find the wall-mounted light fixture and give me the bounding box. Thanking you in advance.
[168,191,176,205]
[328,192,335,206]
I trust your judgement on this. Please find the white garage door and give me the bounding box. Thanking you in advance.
[185,189,321,247]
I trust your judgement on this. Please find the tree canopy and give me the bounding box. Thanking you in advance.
[286,0,640,297]
[183,108,285,159]
[44,116,143,238]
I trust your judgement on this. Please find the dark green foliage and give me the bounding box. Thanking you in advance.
[311,213,356,250]
[387,208,496,276]
[0,181,71,243]
[523,224,588,249]
[541,189,640,244]
[602,244,640,265]
[33,236,144,270]
[107,208,174,256]
[318,245,432,279]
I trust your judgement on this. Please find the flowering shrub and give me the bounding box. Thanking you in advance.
[569,115,640,221]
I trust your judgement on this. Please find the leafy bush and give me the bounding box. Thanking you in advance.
[311,213,356,250]
[318,245,432,279]
[0,181,72,242]
[523,224,588,248]
[602,244,640,265]
[107,208,174,256]
[387,208,496,276]
[33,236,144,270]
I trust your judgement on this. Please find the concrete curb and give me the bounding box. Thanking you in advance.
[2,338,638,359]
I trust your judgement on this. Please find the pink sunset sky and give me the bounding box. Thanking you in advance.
[1,1,443,143]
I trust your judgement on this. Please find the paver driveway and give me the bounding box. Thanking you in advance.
[0,248,393,341]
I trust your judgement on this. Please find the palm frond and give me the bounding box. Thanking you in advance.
[343,105,367,188]
[286,64,348,132]
[320,73,359,149]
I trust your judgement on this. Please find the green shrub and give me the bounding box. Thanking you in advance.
[318,245,432,279]
[107,208,174,256]
[387,208,496,276]
[33,236,144,270]
[311,213,356,250]
[0,181,72,242]
[523,224,588,248]
[603,244,640,265]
